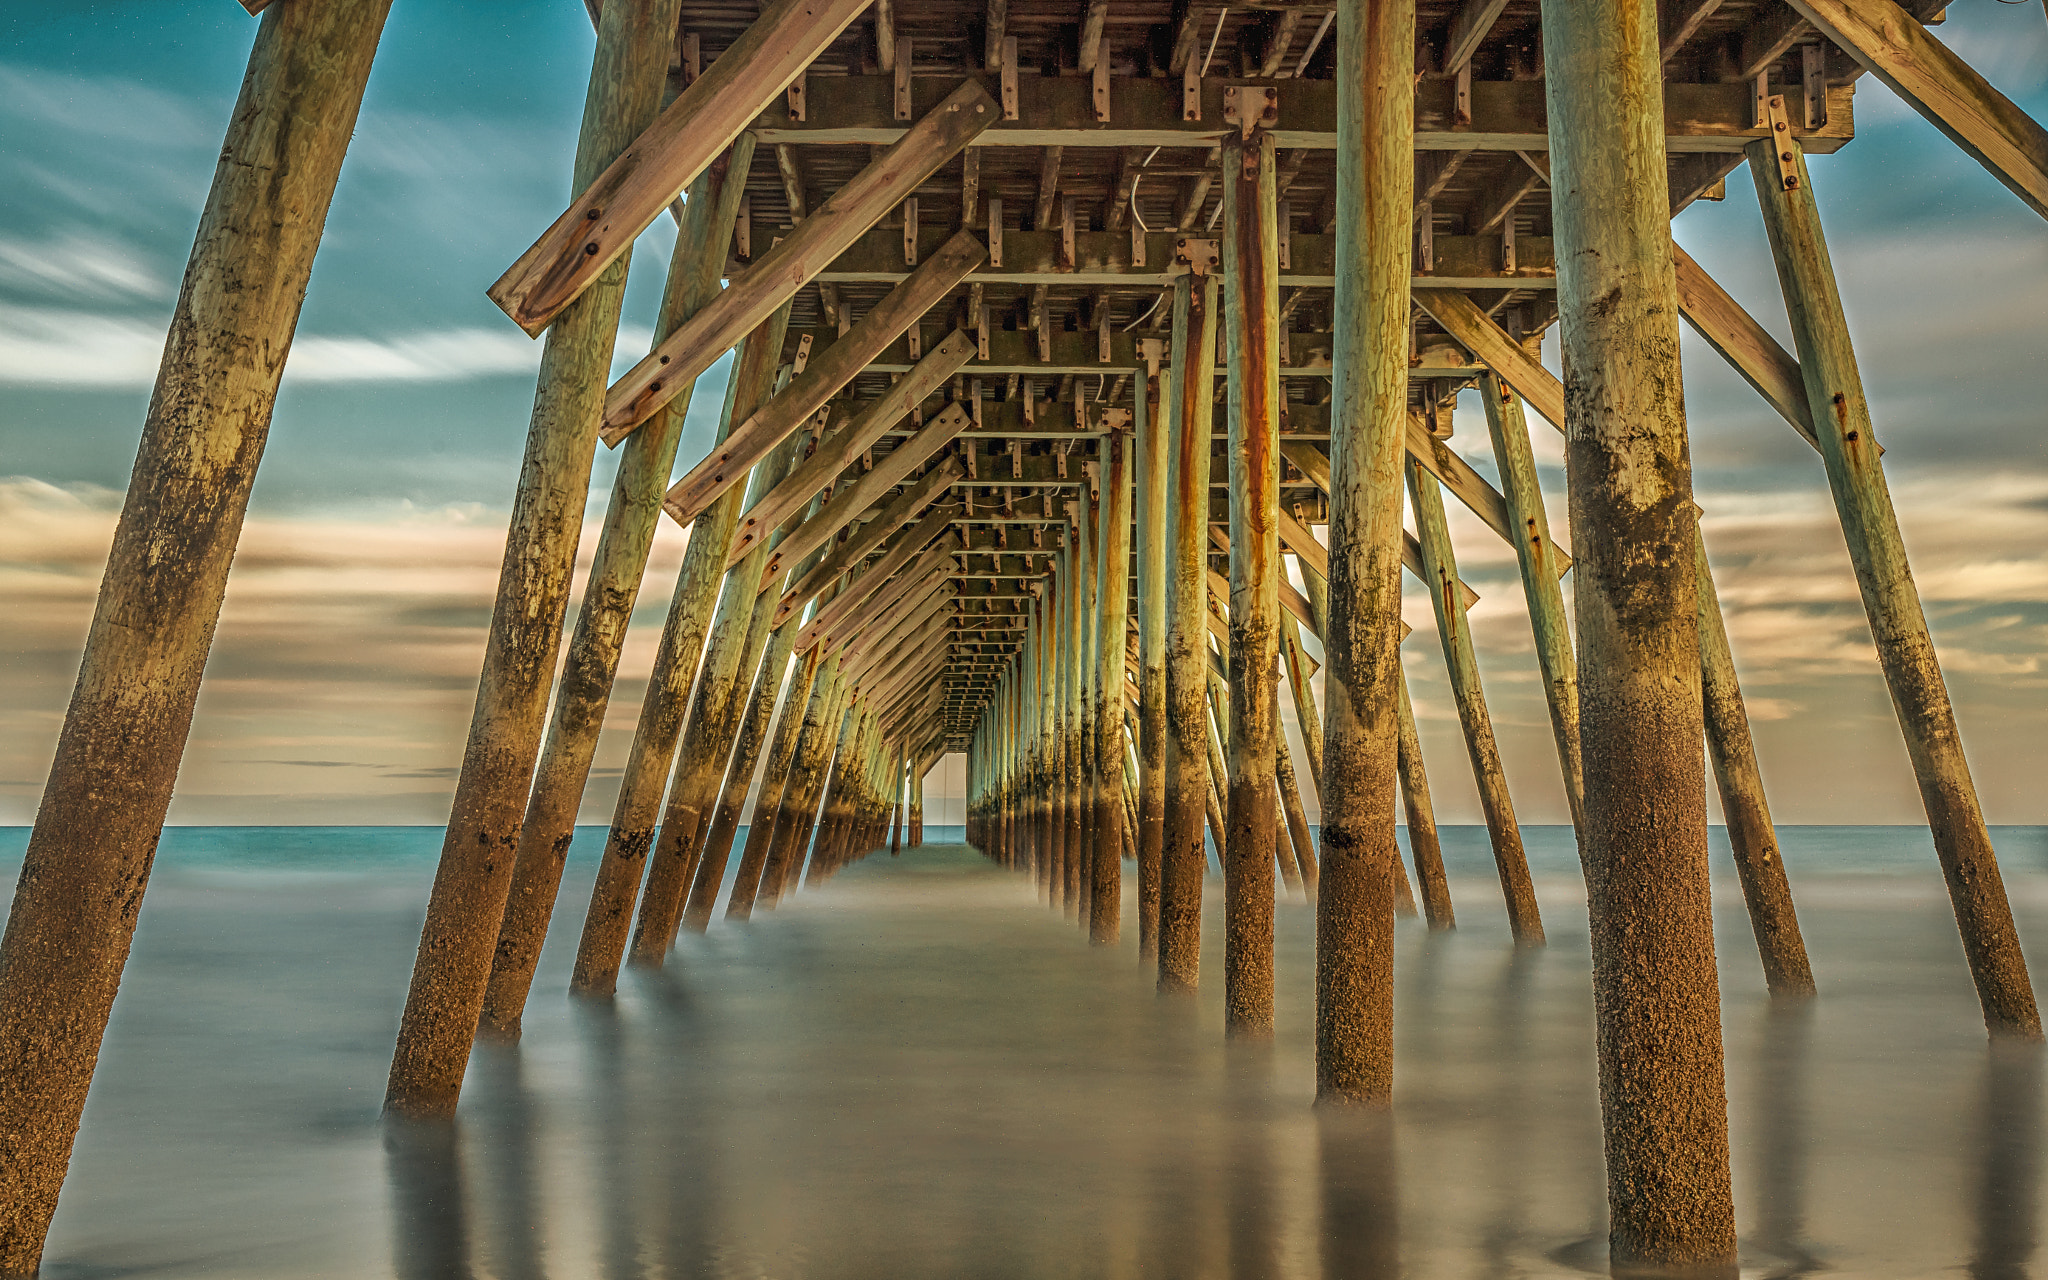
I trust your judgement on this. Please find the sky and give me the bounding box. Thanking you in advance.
[3,2,2047,828]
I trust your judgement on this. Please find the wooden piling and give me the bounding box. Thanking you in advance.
[1478,375,1587,839]
[1092,427,1133,945]
[1543,0,1737,1257]
[1750,124,2039,1040]
[726,646,826,919]
[1695,541,1816,998]
[480,140,751,1040]
[1135,359,1170,961]
[1406,457,1543,945]
[0,0,393,1260]
[1160,270,1221,994]
[1394,671,1454,929]
[1317,0,1413,1105]
[387,0,679,1117]
[1223,129,1282,1036]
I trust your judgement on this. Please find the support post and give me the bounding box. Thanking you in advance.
[1479,375,1586,839]
[1092,427,1133,945]
[1160,269,1221,994]
[1394,670,1453,929]
[1317,0,1413,1105]
[1750,123,2037,1036]
[1223,127,1282,1036]
[388,0,678,1117]
[727,646,826,918]
[0,0,393,1261]
[1136,355,1170,962]
[570,318,784,992]
[1543,0,1737,1258]
[1406,458,1543,944]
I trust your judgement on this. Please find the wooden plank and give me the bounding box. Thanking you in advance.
[657,232,985,511]
[489,0,874,334]
[1787,0,2048,217]
[606,80,1000,435]
[802,532,960,654]
[746,72,1859,153]
[1669,243,1817,448]
[1272,441,1478,603]
[1659,0,1726,62]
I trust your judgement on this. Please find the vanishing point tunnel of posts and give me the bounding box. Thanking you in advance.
[4,0,2048,1273]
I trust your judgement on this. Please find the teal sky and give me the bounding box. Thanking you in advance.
[4,1,2048,826]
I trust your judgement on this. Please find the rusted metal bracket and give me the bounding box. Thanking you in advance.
[1762,93,1801,190]
[1138,337,1165,377]
[1223,85,1279,140]
[1174,236,1220,276]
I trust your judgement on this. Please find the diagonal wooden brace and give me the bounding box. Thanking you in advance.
[745,401,972,572]
[772,461,961,622]
[651,230,986,497]
[607,80,1000,432]
[797,508,963,651]
[490,0,876,334]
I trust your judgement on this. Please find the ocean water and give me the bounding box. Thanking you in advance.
[0,824,2043,1278]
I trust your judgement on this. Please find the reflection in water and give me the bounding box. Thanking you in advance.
[30,828,2048,1278]
[1751,1002,1821,1278]
[1972,1042,2041,1280]
[384,1116,474,1280]
[1318,1108,1399,1280]
[469,1043,548,1280]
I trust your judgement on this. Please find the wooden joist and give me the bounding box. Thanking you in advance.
[607,80,1000,436]
[489,0,874,334]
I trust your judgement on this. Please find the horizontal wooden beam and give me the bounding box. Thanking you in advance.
[489,0,874,334]
[748,72,1855,153]
[786,225,1554,289]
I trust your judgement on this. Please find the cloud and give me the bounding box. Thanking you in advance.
[0,232,165,301]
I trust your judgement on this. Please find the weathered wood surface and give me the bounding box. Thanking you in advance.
[1135,363,1169,962]
[0,0,392,1262]
[605,80,1000,436]
[1223,130,1281,1037]
[1092,427,1132,946]
[489,0,874,333]
[726,646,828,918]
[1315,0,1412,1106]
[1407,457,1543,945]
[795,505,961,648]
[569,317,785,995]
[1478,375,1585,838]
[1544,0,1736,1259]
[743,403,972,571]
[1394,670,1453,929]
[771,456,962,621]
[1694,539,1815,998]
[387,0,677,1119]
[1750,128,2040,1039]
[1159,270,1221,995]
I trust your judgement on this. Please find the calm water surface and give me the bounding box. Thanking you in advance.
[0,824,2044,1278]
